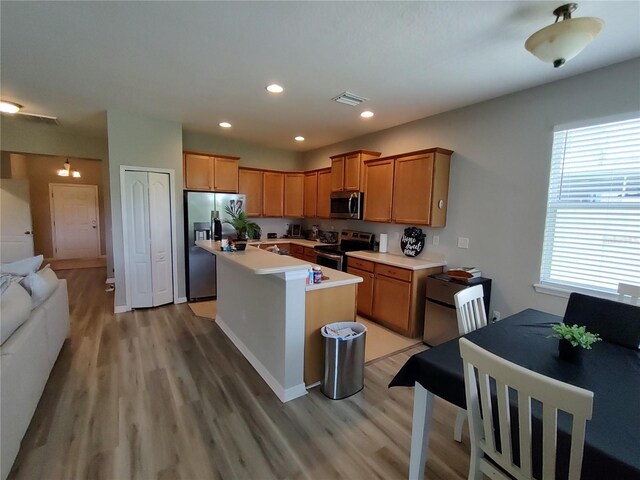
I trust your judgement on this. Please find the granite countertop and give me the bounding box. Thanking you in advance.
[346,251,446,270]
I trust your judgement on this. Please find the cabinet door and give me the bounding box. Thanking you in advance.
[347,266,374,317]
[304,172,318,218]
[213,157,239,193]
[372,274,411,332]
[291,244,305,259]
[316,169,332,218]
[363,158,394,222]
[392,153,434,224]
[238,168,263,217]
[303,247,317,263]
[343,153,362,191]
[284,173,304,218]
[263,172,284,217]
[184,153,213,191]
[331,157,345,192]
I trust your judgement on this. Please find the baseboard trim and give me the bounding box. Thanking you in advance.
[114,304,130,314]
[215,314,307,403]
[175,296,187,304]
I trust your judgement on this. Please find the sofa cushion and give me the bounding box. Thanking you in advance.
[0,282,32,345]
[0,255,43,277]
[21,265,59,309]
[563,292,640,350]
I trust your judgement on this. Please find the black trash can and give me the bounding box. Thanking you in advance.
[321,322,367,399]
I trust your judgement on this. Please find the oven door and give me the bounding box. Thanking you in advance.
[315,251,344,271]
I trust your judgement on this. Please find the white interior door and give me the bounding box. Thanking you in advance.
[148,172,173,306]
[0,179,34,262]
[50,184,100,259]
[123,171,153,308]
[123,170,174,309]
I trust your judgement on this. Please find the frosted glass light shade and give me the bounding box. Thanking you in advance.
[525,17,604,67]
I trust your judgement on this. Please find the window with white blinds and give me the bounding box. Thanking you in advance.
[540,115,640,294]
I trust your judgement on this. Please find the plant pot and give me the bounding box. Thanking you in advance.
[234,240,247,251]
[558,339,582,363]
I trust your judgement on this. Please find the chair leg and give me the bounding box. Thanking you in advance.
[454,408,466,442]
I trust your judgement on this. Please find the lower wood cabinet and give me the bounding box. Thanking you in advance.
[303,247,317,263]
[347,257,443,337]
[291,244,304,260]
[373,274,411,332]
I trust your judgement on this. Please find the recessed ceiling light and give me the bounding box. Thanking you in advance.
[294,136,305,142]
[360,111,374,118]
[0,101,22,114]
[266,84,284,94]
[219,121,232,128]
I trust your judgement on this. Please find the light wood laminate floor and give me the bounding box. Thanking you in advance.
[9,268,470,480]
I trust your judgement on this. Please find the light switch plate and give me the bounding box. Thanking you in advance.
[432,235,440,246]
[457,237,469,249]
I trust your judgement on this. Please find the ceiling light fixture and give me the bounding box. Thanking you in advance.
[294,136,305,142]
[0,101,22,114]
[57,159,81,178]
[266,84,284,94]
[219,121,232,128]
[525,3,604,68]
[360,111,374,118]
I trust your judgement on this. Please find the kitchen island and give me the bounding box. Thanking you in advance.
[195,240,361,402]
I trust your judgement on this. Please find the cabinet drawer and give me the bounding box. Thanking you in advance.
[375,263,412,282]
[303,247,317,261]
[348,257,374,273]
[291,244,304,256]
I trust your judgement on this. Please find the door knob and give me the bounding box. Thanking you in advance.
[24,231,31,235]
[92,226,96,229]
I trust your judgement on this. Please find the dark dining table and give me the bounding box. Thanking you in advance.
[390,309,640,480]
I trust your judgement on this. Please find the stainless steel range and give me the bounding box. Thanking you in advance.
[315,230,374,271]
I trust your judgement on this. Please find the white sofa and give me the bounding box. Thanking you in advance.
[0,279,70,480]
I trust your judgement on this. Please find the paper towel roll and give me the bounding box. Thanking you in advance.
[379,233,388,253]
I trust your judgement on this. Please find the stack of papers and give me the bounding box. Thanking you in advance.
[323,325,358,338]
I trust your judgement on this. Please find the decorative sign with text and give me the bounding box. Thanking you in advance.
[401,227,426,257]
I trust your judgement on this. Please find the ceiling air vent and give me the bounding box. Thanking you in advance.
[332,91,368,107]
[1,111,60,126]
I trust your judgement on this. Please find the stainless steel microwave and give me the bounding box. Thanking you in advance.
[330,191,363,219]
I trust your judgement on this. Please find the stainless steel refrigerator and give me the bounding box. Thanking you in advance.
[184,191,246,301]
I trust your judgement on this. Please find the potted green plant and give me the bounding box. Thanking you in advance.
[551,323,601,362]
[223,204,260,250]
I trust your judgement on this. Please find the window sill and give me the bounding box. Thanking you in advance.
[534,283,618,302]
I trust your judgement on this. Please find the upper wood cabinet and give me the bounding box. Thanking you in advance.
[183,152,239,193]
[238,168,263,217]
[284,173,304,218]
[330,150,381,192]
[392,149,452,227]
[263,171,285,217]
[304,172,318,218]
[363,148,453,226]
[363,158,395,222]
[316,168,331,219]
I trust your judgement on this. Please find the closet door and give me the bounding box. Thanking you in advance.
[124,171,153,308]
[148,172,173,306]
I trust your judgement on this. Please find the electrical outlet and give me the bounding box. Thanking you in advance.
[457,237,469,249]
[492,310,501,322]
[432,235,439,246]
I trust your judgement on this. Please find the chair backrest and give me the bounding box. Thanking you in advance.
[454,284,488,335]
[617,282,640,306]
[459,338,594,480]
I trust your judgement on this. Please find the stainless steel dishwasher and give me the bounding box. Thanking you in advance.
[423,275,492,346]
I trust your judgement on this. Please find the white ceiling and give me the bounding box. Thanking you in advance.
[2,1,639,151]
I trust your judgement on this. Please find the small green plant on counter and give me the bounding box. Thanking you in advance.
[223,204,260,240]
[551,323,601,349]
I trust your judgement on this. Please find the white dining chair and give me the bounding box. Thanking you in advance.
[452,284,488,442]
[617,282,640,306]
[459,338,594,480]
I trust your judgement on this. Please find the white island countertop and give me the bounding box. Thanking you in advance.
[195,240,361,290]
[346,251,446,270]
